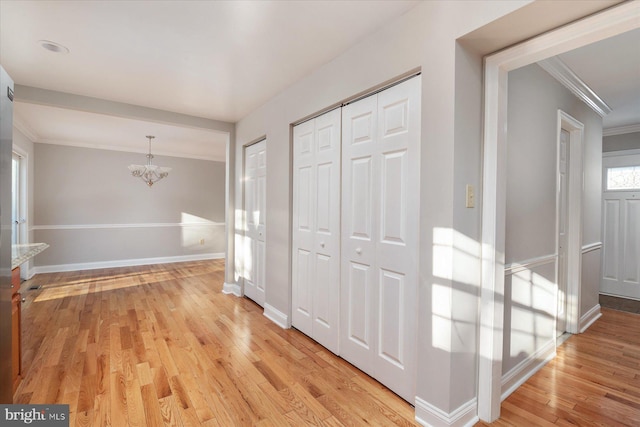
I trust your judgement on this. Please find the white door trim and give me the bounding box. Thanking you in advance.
[556,111,584,335]
[479,1,640,422]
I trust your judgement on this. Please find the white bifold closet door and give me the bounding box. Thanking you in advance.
[341,77,420,402]
[292,108,341,354]
[244,140,267,306]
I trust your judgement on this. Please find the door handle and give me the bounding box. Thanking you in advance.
[356,247,362,255]
[320,242,325,248]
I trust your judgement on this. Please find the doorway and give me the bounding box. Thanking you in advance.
[556,111,584,338]
[479,2,638,421]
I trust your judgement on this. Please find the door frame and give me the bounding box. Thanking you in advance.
[555,111,584,336]
[478,1,639,422]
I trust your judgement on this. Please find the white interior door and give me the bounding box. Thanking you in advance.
[340,77,420,402]
[602,153,640,300]
[244,140,267,306]
[556,128,570,336]
[292,109,341,353]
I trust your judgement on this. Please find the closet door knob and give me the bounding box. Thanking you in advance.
[320,242,325,248]
[356,247,362,255]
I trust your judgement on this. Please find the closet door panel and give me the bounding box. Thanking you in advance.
[373,76,420,402]
[292,109,341,353]
[292,121,316,334]
[244,140,267,306]
[379,268,405,367]
[341,96,378,375]
[312,109,341,353]
[380,150,407,244]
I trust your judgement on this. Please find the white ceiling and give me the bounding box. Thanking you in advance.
[558,27,640,130]
[0,1,638,161]
[1,0,419,160]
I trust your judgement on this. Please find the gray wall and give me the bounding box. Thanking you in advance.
[33,143,225,269]
[232,0,533,418]
[603,131,640,152]
[503,63,602,374]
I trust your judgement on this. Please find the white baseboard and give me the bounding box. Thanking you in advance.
[222,282,241,296]
[415,397,478,427]
[32,252,224,274]
[264,303,290,329]
[501,339,556,401]
[579,304,602,333]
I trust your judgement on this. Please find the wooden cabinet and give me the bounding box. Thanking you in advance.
[11,266,21,393]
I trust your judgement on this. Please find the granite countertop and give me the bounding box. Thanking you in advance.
[12,243,49,269]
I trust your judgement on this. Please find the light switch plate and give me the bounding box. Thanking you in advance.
[466,184,475,208]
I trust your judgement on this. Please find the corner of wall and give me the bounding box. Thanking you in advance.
[415,396,479,427]
[263,303,290,329]
[222,281,242,297]
[579,304,602,333]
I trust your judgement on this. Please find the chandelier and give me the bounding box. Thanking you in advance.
[128,135,171,187]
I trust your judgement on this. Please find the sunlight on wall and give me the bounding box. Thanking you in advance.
[510,268,556,359]
[181,212,218,249]
[432,227,481,286]
[234,208,249,283]
[432,227,483,353]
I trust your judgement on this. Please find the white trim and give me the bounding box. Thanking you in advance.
[504,254,556,275]
[500,339,556,401]
[222,282,241,297]
[415,397,479,427]
[500,339,556,400]
[603,124,640,137]
[538,57,611,117]
[581,242,602,254]
[263,303,290,329]
[480,1,640,421]
[32,252,223,274]
[603,148,640,158]
[579,304,602,333]
[32,222,223,231]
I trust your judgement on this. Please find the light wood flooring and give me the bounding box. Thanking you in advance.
[15,260,418,426]
[14,260,640,426]
[477,308,640,426]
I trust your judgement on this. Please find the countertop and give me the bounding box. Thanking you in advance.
[12,243,49,269]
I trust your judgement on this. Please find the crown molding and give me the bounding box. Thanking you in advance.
[13,114,40,142]
[603,124,640,137]
[538,56,612,118]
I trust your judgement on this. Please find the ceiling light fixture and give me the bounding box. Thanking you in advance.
[38,40,69,54]
[128,136,171,187]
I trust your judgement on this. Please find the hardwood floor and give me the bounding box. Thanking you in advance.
[15,260,640,426]
[14,260,418,426]
[477,308,640,426]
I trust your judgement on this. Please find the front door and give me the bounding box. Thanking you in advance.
[602,152,640,300]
